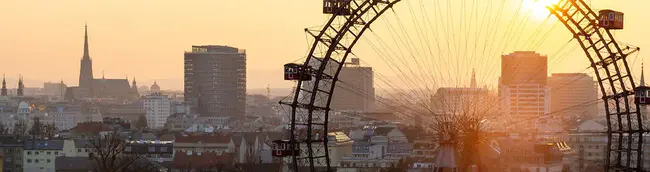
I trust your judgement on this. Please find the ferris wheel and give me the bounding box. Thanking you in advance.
[275,0,646,171]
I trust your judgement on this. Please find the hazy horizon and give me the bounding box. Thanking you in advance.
[2,0,650,91]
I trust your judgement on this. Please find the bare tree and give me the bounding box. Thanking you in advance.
[0,123,9,135]
[43,123,57,138]
[29,117,43,138]
[89,131,157,172]
[12,119,27,137]
[135,114,148,130]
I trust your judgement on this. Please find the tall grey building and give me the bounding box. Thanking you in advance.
[184,45,246,117]
[548,73,598,118]
[331,58,375,112]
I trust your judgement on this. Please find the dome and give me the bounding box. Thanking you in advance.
[18,101,29,109]
[150,81,161,92]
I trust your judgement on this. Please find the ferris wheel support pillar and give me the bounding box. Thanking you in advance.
[549,0,645,171]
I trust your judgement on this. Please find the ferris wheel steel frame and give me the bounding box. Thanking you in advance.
[549,0,645,171]
[283,0,645,171]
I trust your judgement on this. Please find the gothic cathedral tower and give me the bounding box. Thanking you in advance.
[79,24,94,89]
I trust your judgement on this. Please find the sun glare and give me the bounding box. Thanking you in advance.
[523,0,562,19]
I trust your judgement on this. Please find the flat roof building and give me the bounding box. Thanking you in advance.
[184,45,246,117]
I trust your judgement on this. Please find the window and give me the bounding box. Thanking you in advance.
[85,149,89,152]
[148,147,155,152]
[35,152,39,155]
[47,152,51,155]
[77,149,81,152]
[27,159,32,163]
[125,146,132,152]
[55,152,59,155]
[35,159,39,163]
[47,159,51,163]
[161,147,168,152]
[27,151,31,155]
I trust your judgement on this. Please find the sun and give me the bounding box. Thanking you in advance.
[523,0,562,19]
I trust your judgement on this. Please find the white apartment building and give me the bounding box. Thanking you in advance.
[144,93,171,129]
[23,140,65,172]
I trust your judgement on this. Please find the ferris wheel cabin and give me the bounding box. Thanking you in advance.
[598,10,624,30]
[272,140,300,157]
[635,86,650,105]
[323,0,352,15]
[284,63,313,81]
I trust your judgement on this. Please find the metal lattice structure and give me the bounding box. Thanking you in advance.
[280,0,400,171]
[549,0,644,171]
[282,0,644,171]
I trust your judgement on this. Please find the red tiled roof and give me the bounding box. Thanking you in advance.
[70,122,112,133]
[174,133,231,144]
[173,152,234,169]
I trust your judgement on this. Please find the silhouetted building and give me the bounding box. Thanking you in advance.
[331,58,375,112]
[17,76,24,96]
[150,81,161,93]
[131,77,139,97]
[430,69,497,116]
[43,81,67,97]
[184,45,246,117]
[499,51,551,131]
[1,75,7,96]
[69,24,137,100]
[548,73,598,118]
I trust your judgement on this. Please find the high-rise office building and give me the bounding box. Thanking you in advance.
[499,51,551,131]
[184,45,246,117]
[331,58,376,112]
[548,73,598,118]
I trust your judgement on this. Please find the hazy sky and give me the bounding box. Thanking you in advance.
[1,0,649,91]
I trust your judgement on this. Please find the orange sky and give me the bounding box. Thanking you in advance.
[0,0,649,90]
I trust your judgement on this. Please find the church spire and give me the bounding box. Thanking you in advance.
[79,24,94,89]
[1,74,7,96]
[470,68,477,88]
[17,75,24,96]
[83,23,90,59]
[641,63,646,87]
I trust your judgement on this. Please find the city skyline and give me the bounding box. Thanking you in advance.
[1,0,650,90]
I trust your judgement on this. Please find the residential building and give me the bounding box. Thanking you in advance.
[566,120,607,171]
[229,132,284,164]
[341,126,412,168]
[124,140,174,168]
[144,93,172,129]
[331,58,375,112]
[184,45,246,117]
[173,133,235,156]
[55,157,93,172]
[499,51,552,131]
[61,139,93,158]
[23,140,65,172]
[0,136,24,172]
[498,136,569,172]
[39,104,102,131]
[548,73,598,118]
[172,152,235,171]
[327,132,354,167]
[164,113,197,131]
